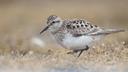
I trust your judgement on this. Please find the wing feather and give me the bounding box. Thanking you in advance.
[60,19,124,37]
[62,19,100,37]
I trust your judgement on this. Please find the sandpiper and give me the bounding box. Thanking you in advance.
[40,15,124,57]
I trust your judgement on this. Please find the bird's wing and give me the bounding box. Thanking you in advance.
[62,19,101,37]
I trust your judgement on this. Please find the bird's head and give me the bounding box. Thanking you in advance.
[40,15,63,34]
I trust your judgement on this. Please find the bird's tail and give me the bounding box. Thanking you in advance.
[102,29,125,35]
[89,28,125,36]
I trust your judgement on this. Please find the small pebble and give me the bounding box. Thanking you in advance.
[121,41,126,45]
[28,51,34,55]
[101,43,105,47]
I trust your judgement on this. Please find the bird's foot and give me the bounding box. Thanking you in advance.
[67,46,89,57]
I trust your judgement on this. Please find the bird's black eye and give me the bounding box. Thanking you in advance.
[52,21,55,24]
[52,21,60,24]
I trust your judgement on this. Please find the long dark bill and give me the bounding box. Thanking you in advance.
[40,24,52,34]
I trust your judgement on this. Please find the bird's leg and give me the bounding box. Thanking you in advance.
[77,46,89,57]
[77,49,84,57]
[67,50,79,54]
[67,46,89,57]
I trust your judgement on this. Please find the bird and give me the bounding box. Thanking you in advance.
[40,15,124,57]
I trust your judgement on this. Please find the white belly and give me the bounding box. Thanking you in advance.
[60,34,96,50]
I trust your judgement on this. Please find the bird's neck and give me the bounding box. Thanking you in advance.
[49,26,61,35]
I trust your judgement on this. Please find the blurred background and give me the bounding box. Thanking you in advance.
[0,0,128,72]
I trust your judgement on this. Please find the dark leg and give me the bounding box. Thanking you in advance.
[67,46,89,57]
[77,49,84,57]
[77,46,89,57]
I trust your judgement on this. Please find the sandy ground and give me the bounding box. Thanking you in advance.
[0,37,127,72]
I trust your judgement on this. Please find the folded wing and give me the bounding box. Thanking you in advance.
[63,19,124,37]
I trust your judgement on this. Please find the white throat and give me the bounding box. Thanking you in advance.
[49,22,63,34]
